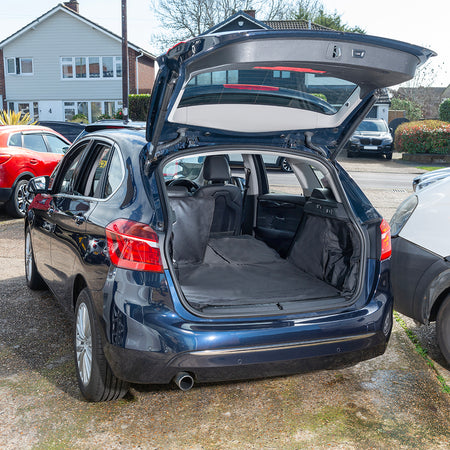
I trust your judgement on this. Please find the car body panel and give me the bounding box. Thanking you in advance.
[0,125,71,207]
[413,167,450,191]
[26,129,394,387]
[397,178,450,258]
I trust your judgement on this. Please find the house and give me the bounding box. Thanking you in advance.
[0,1,156,123]
[396,85,450,119]
[203,10,391,124]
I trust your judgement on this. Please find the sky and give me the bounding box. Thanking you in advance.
[0,0,448,87]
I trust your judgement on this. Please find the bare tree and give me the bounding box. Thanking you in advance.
[151,0,290,51]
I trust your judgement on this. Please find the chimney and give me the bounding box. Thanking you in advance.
[244,9,256,18]
[64,0,79,13]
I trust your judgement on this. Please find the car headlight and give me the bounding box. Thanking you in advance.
[390,195,418,236]
[382,138,393,145]
[350,137,359,144]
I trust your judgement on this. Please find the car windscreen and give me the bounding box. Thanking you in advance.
[356,120,388,132]
[181,66,357,115]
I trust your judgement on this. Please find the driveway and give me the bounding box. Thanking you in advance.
[0,154,449,449]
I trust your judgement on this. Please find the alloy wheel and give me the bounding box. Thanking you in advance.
[76,303,93,386]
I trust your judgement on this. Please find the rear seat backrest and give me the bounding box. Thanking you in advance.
[194,155,243,236]
[168,187,215,265]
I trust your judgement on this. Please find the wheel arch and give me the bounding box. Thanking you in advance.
[12,171,35,188]
[73,275,88,310]
[430,286,450,322]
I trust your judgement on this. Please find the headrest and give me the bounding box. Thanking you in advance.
[310,188,335,202]
[167,185,189,198]
[203,155,231,182]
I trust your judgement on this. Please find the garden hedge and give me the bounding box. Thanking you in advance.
[439,99,450,122]
[394,120,450,155]
[129,94,151,121]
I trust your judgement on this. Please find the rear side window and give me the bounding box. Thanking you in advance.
[80,142,123,199]
[44,134,70,154]
[23,134,47,153]
[8,133,22,147]
[104,150,124,197]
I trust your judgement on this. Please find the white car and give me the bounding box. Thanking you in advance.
[390,177,450,364]
[412,167,450,191]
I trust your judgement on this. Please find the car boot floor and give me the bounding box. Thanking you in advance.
[176,235,340,309]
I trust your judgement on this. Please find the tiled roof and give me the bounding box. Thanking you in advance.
[264,20,332,31]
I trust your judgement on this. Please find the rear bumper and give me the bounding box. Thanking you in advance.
[99,264,393,385]
[104,331,388,384]
[0,187,12,203]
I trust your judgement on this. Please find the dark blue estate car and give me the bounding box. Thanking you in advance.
[25,30,434,401]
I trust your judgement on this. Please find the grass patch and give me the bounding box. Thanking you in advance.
[416,166,444,171]
[394,311,450,394]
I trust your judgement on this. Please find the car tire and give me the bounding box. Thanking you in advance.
[74,288,129,402]
[280,158,293,172]
[5,179,28,218]
[25,228,46,290]
[385,152,393,160]
[436,295,450,364]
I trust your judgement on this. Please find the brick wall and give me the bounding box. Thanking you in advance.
[128,48,155,95]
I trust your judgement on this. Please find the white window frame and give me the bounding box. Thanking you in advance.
[5,57,33,76]
[8,101,39,120]
[61,56,122,80]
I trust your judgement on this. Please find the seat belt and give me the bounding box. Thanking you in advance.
[241,167,251,233]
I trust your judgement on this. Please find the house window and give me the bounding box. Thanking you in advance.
[75,57,87,78]
[6,57,33,75]
[61,56,122,79]
[64,102,76,121]
[91,102,102,121]
[18,103,30,115]
[8,102,39,121]
[62,58,73,78]
[64,100,121,122]
[115,57,122,78]
[89,57,100,78]
[102,57,114,78]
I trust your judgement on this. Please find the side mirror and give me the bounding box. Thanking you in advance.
[28,176,50,194]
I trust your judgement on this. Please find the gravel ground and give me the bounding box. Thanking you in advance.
[0,155,449,449]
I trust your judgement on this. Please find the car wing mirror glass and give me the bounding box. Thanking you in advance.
[28,176,50,194]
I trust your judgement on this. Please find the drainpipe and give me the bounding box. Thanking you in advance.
[135,51,144,94]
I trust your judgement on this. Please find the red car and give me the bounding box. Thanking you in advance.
[0,125,71,217]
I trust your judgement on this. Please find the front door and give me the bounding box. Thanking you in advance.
[39,101,63,121]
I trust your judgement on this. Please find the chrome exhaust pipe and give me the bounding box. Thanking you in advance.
[174,372,194,391]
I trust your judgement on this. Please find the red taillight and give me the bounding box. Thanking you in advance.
[105,219,163,272]
[223,84,280,91]
[380,219,392,261]
[0,154,12,164]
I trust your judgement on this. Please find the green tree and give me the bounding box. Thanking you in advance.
[390,97,423,121]
[291,0,365,33]
[439,98,450,122]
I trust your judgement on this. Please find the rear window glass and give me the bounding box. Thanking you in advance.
[182,67,356,115]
